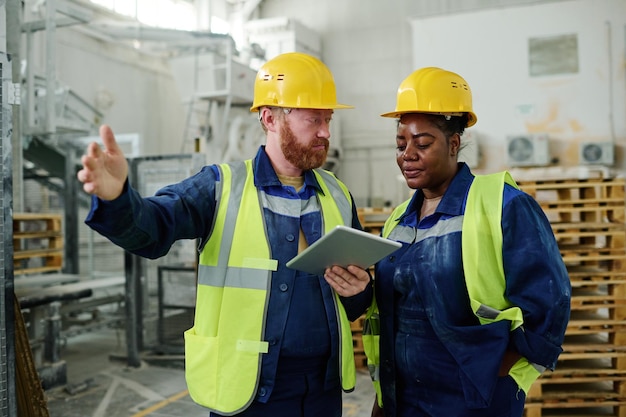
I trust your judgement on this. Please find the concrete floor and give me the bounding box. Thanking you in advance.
[44,328,376,417]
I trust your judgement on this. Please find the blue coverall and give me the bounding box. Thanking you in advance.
[375,163,571,417]
[85,146,372,417]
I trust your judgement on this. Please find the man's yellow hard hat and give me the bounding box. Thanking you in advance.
[250,52,353,112]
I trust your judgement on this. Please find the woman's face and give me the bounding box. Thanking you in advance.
[395,113,460,196]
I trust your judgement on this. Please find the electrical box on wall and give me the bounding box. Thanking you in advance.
[579,141,614,165]
[506,133,550,167]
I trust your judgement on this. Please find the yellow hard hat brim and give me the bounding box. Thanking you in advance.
[380,110,477,127]
[250,103,354,112]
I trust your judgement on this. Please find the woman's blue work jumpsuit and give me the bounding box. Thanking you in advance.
[374,163,571,417]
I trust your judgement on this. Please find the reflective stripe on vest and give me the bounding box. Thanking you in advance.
[184,160,356,414]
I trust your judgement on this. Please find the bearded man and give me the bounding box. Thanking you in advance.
[77,52,373,417]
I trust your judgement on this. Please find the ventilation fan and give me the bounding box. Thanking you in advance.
[506,134,550,167]
[579,141,614,165]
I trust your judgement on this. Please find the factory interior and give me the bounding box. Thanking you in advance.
[1,0,626,416]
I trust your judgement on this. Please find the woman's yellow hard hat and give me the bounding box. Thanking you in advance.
[381,67,477,127]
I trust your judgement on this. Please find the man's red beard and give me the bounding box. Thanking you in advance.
[280,120,329,170]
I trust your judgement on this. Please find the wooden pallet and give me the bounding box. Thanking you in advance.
[569,268,626,288]
[519,178,626,225]
[357,207,394,235]
[13,213,64,275]
[518,178,626,197]
[354,352,368,369]
[351,314,367,369]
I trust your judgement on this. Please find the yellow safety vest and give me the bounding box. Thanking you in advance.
[184,160,357,414]
[462,171,542,394]
[364,171,542,408]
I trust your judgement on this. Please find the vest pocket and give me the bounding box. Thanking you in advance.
[184,326,263,414]
[184,328,219,408]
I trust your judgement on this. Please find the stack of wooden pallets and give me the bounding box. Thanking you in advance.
[357,207,394,236]
[13,213,64,275]
[351,315,368,369]
[518,176,626,417]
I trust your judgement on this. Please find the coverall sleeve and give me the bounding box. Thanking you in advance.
[501,188,571,370]
[85,166,219,259]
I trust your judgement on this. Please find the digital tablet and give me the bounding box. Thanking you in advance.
[286,225,402,275]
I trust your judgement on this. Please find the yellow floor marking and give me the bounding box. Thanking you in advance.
[131,389,190,417]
